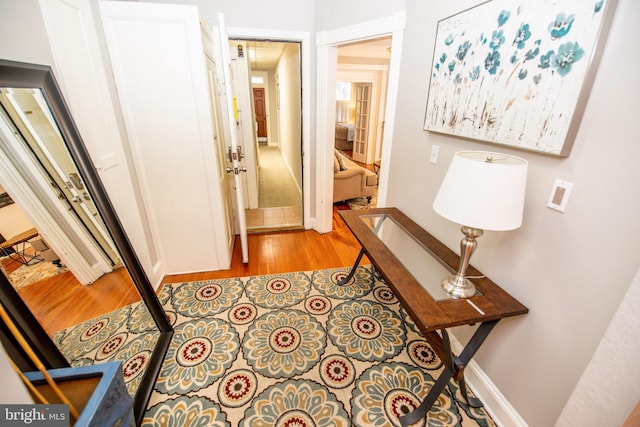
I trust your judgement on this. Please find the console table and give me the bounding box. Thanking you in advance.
[338,207,528,425]
[0,227,43,265]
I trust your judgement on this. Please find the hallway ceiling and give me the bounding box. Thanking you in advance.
[338,36,392,65]
[243,41,290,71]
[236,36,392,72]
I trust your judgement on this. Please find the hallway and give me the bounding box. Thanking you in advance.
[247,145,302,232]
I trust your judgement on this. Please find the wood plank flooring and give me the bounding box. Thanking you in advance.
[162,205,367,283]
[11,206,366,336]
[15,267,140,336]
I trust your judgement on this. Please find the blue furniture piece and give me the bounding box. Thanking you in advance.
[24,361,134,427]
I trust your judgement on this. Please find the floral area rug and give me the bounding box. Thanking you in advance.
[347,184,378,210]
[143,266,496,426]
[9,260,68,289]
[52,300,160,397]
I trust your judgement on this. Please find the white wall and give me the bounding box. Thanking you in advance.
[315,0,405,31]
[277,43,303,192]
[144,0,315,32]
[378,0,639,425]
[0,0,54,66]
[0,344,33,404]
[266,70,280,146]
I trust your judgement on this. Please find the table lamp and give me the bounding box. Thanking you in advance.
[433,151,528,298]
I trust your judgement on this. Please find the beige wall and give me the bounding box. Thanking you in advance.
[0,203,35,239]
[277,43,303,192]
[3,0,638,424]
[374,0,638,425]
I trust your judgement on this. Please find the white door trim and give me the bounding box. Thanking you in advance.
[227,26,312,229]
[315,11,406,233]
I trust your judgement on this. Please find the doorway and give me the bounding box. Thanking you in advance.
[331,36,392,211]
[315,12,405,233]
[231,39,303,232]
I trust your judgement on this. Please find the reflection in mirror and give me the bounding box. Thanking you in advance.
[0,87,121,267]
[0,60,172,423]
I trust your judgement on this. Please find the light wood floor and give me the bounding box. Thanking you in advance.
[12,206,366,336]
[162,205,364,284]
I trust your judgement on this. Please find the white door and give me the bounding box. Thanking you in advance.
[100,1,231,273]
[217,13,249,263]
[202,32,235,262]
[352,82,372,164]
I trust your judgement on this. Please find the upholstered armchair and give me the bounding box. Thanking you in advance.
[333,150,377,203]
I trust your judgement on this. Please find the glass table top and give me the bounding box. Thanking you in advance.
[361,213,479,301]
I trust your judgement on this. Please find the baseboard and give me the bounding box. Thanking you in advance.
[448,334,529,427]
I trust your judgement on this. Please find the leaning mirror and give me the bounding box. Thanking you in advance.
[0,60,172,423]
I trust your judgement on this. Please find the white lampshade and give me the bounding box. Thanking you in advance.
[433,151,528,231]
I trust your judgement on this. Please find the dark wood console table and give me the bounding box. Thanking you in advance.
[0,227,43,265]
[338,207,528,425]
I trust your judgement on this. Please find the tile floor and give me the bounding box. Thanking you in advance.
[245,206,303,231]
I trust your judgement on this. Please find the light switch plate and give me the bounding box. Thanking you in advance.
[547,179,573,212]
[430,145,439,164]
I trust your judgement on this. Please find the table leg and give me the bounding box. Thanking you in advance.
[399,320,499,426]
[337,249,365,286]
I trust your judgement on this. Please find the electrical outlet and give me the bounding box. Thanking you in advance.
[547,179,573,212]
[430,145,439,164]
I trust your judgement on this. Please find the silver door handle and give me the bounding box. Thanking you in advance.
[69,172,84,190]
[226,167,247,175]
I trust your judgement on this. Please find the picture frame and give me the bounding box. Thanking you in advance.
[423,0,618,157]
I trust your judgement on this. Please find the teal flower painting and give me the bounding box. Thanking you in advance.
[424,0,615,156]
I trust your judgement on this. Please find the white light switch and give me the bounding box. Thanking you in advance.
[547,179,573,212]
[430,145,439,164]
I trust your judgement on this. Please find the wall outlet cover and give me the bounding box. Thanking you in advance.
[547,179,574,212]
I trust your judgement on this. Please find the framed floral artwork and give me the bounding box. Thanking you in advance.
[423,0,618,157]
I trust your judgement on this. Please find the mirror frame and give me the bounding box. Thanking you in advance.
[0,59,173,424]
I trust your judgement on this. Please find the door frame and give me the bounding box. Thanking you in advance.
[227,26,312,229]
[315,11,406,233]
[0,112,112,285]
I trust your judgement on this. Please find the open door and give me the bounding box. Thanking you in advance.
[217,13,248,263]
[202,25,235,265]
[0,88,121,267]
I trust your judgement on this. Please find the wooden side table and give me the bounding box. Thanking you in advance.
[373,160,381,175]
[338,207,528,425]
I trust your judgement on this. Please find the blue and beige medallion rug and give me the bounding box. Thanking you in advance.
[53,297,160,396]
[55,266,497,426]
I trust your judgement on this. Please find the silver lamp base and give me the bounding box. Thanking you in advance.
[441,226,483,299]
[441,274,476,299]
